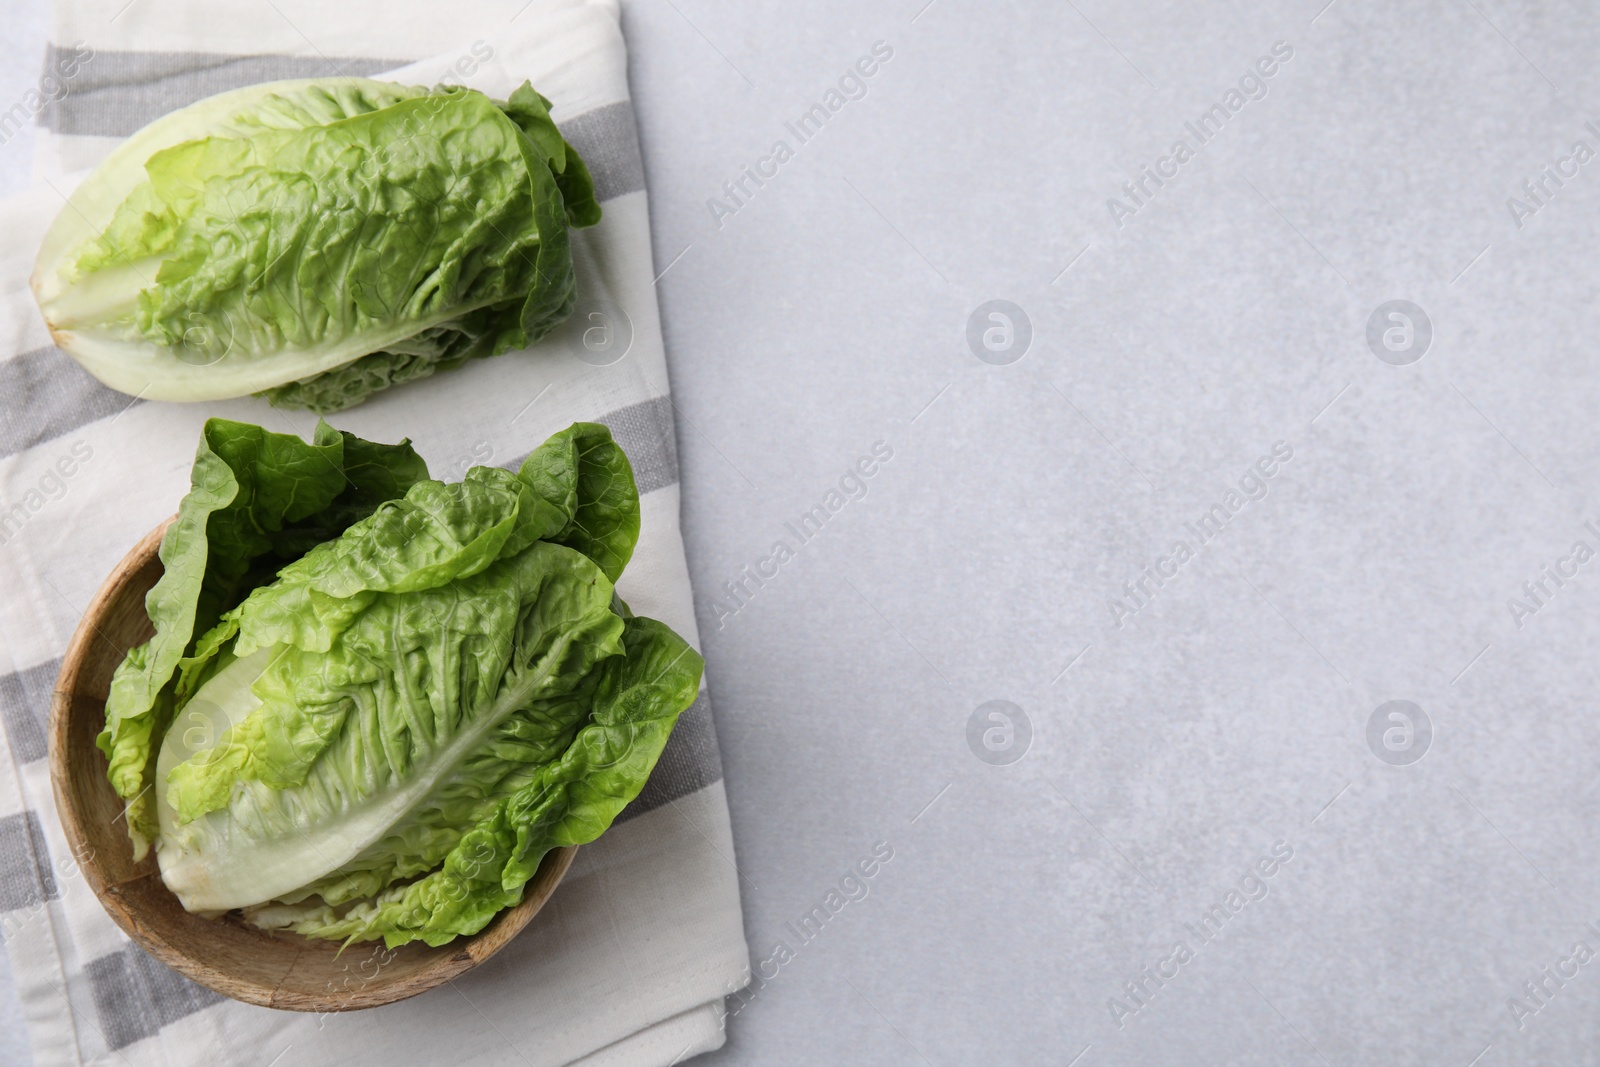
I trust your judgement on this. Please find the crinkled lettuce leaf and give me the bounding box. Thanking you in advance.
[100,417,427,858]
[158,539,628,910]
[248,616,701,948]
[521,421,641,583]
[33,79,600,413]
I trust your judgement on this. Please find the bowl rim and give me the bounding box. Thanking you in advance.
[48,516,577,1011]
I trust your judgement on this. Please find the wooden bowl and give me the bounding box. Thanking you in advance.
[49,518,577,1011]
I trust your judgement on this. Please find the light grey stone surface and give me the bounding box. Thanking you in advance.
[9,2,1600,1064]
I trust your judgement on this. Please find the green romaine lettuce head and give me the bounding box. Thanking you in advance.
[103,418,701,949]
[31,79,601,414]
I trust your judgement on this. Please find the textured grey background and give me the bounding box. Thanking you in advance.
[8,1,1600,1065]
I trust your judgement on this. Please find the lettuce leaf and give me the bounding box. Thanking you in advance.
[248,616,701,948]
[157,539,628,911]
[100,418,427,857]
[520,421,641,583]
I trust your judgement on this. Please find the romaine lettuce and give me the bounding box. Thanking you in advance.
[32,80,600,413]
[102,419,701,949]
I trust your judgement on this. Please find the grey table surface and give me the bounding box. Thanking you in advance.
[8,2,1600,1065]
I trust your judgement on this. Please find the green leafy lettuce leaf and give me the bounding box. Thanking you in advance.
[518,421,641,582]
[157,539,628,911]
[246,616,702,947]
[99,417,426,858]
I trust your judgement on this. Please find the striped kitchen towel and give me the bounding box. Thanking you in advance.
[0,1,750,1064]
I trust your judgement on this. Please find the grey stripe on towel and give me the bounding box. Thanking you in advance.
[0,812,59,911]
[0,348,132,460]
[0,658,58,763]
[558,101,645,202]
[595,393,680,496]
[36,45,409,137]
[87,945,224,1051]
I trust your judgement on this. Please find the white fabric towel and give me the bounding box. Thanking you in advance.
[0,2,750,1064]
